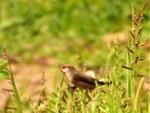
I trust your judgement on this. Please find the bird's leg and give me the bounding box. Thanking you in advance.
[85,89,92,102]
[61,86,78,104]
[66,83,77,94]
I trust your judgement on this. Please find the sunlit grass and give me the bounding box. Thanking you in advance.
[0,0,149,113]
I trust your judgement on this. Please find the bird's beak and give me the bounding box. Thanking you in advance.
[61,70,65,74]
[60,66,65,75]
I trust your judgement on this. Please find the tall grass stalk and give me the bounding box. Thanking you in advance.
[126,33,132,97]
[148,59,150,113]
[128,1,147,112]
[3,50,23,113]
[133,77,144,112]
[126,2,146,98]
[9,63,23,113]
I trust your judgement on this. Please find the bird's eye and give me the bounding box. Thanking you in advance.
[61,66,66,69]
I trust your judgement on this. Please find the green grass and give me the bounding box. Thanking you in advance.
[0,0,149,113]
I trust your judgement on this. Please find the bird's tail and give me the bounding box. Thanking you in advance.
[97,80,112,85]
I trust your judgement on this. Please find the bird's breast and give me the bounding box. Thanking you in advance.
[66,74,73,82]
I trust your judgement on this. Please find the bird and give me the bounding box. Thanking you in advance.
[60,64,112,90]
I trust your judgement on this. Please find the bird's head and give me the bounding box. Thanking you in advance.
[60,64,76,75]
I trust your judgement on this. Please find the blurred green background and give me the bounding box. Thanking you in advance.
[0,0,150,112]
[0,0,149,66]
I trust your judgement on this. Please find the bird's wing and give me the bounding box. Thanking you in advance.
[73,72,96,85]
[73,80,95,89]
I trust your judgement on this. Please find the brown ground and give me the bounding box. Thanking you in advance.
[0,63,54,111]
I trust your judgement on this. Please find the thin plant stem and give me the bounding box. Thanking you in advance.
[3,49,23,113]
[8,63,23,113]
[126,33,132,97]
[133,77,144,113]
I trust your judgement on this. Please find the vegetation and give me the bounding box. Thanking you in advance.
[0,0,149,113]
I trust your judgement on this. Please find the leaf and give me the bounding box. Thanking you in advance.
[0,70,10,79]
[0,59,8,69]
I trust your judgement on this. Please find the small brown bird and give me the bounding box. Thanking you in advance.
[60,64,112,90]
